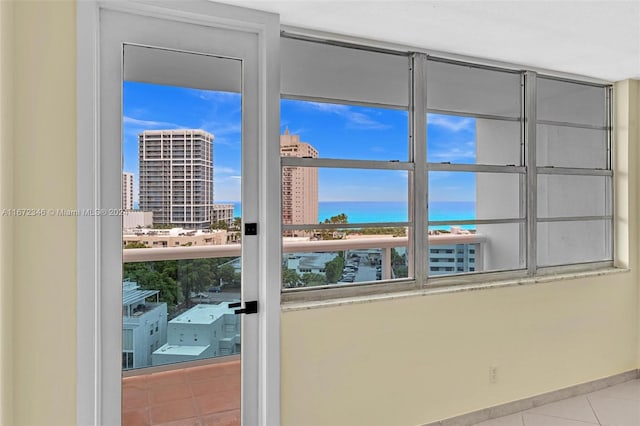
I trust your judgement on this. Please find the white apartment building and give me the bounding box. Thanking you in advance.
[139,129,214,229]
[280,129,318,227]
[122,281,168,370]
[122,171,134,210]
[152,302,241,366]
[122,210,153,230]
[122,227,228,248]
[211,203,235,227]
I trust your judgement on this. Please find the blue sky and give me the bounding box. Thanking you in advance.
[123,82,477,203]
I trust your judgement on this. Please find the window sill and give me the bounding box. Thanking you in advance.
[281,266,630,312]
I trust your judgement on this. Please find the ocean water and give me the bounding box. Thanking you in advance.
[223,201,475,225]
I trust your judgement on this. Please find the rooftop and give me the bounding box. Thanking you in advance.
[170,303,237,326]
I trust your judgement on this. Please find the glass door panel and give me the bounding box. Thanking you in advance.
[122,45,244,426]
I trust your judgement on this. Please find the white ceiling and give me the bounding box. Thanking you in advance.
[221,0,640,82]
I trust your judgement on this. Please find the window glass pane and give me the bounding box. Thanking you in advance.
[427,114,521,165]
[281,99,409,161]
[537,220,612,266]
[123,76,244,371]
[283,168,409,225]
[122,258,242,369]
[426,60,521,117]
[429,171,522,221]
[537,125,607,169]
[281,37,410,107]
[537,78,607,127]
[283,228,410,288]
[537,175,611,218]
[428,223,524,276]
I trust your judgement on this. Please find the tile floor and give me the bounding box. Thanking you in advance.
[122,360,240,426]
[474,379,640,426]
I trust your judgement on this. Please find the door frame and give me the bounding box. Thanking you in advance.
[76,2,281,424]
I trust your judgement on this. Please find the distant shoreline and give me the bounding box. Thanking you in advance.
[218,200,475,225]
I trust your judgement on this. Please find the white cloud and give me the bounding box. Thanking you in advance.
[214,166,238,175]
[428,114,474,132]
[305,102,391,130]
[430,147,476,160]
[123,116,182,128]
[196,90,241,102]
[200,121,242,143]
[346,112,391,130]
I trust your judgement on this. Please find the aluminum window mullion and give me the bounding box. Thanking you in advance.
[282,222,411,231]
[412,53,428,287]
[606,85,614,260]
[427,108,521,123]
[281,93,409,111]
[536,119,609,131]
[427,163,525,173]
[537,215,612,223]
[427,55,522,75]
[519,71,527,277]
[429,218,524,226]
[537,167,612,177]
[281,156,413,170]
[525,71,538,276]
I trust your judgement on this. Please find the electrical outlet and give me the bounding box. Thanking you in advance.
[489,365,498,383]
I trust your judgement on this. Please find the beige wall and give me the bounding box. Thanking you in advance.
[1,1,77,425]
[0,1,15,424]
[280,81,640,426]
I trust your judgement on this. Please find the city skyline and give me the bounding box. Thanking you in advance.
[123,81,477,205]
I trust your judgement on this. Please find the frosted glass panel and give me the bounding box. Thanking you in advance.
[124,44,241,93]
[537,125,607,168]
[537,175,610,218]
[537,78,607,126]
[281,37,410,107]
[426,60,521,117]
[429,171,522,220]
[537,220,611,266]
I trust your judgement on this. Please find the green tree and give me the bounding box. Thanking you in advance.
[177,259,215,307]
[300,272,327,287]
[123,262,179,306]
[124,241,147,249]
[391,248,408,279]
[323,213,348,224]
[216,264,237,286]
[319,213,348,240]
[282,267,301,288]
[324,256,345,283]
[210,220,229,231]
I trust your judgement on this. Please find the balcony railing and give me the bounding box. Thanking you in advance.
[123,233,487,282]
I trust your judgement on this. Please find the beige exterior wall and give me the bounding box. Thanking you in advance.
[0,2,638,425]
[280,80,640,426]
[0,1,15,424]
[123,230,228,248]
[1,1,77,425]
[122,171,134,210]
[281,131,318,225]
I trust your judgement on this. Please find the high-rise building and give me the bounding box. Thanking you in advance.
[280,129,318,227]
[122,172,134,211]
[139,129,214,229]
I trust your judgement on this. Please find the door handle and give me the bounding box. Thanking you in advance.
[229,300,258,315]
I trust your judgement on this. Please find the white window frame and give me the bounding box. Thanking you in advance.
[278,32,614,302]
[76,1,281,425]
